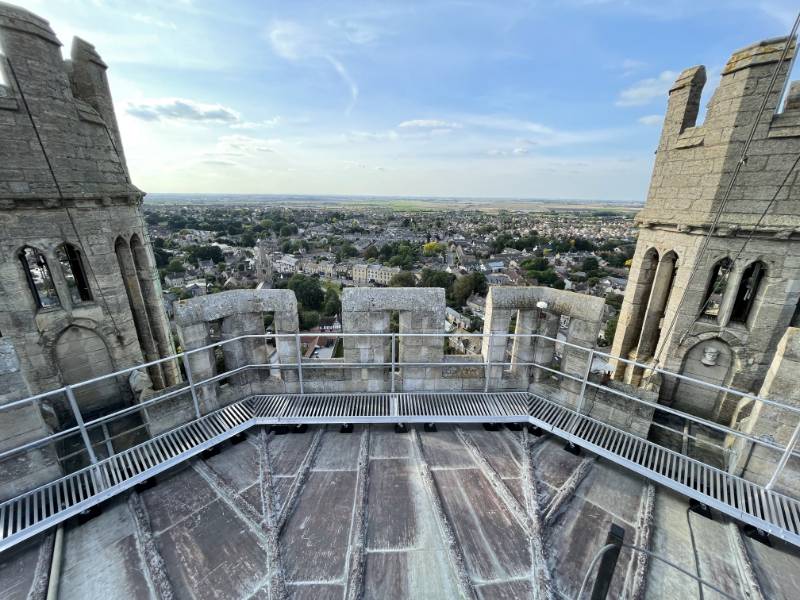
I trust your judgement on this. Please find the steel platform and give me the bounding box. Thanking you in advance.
[1,391,799,553]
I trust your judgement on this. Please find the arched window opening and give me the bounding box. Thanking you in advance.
[19,246,60,309]
[56,243,92,303]
[700,258,732,319]
[731,261,766,323]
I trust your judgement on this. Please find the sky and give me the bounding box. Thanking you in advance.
[13,0,800,201]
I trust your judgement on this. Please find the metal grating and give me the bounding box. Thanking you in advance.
[2,391,799,553]
[527,394,800,546]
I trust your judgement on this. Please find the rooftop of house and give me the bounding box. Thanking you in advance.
[2,424,799,599]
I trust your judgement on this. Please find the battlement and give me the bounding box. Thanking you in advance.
[0,2,138,204]
[638,35,800,232]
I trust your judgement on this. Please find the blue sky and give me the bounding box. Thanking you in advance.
[18,0,800,200]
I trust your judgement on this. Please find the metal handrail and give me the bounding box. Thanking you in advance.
[1,330,797,491]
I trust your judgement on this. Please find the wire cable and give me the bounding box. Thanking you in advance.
[575,540,741,600]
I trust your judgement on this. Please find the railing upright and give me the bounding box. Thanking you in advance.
[391,333,396,393]
[295,332,305,394]
[65,385,98,466]
[181,352,202,419]
[567,347,594,440]
[483,331,491,393]
[767,417,800,490]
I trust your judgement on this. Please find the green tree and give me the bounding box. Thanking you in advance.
[389,271,416,287]
[288,274,324,310]
[322,288,341,316]
[300,310,320,331]
[419,269,455,290]
[165,259,184,274]
[603,316,618,346]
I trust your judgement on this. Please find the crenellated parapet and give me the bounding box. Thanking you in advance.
[639,36,800,232]
[0,2,138,204]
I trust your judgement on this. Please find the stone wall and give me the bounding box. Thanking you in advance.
[611,36,800,430]
[735,327,800,496]
[0,338,61,502]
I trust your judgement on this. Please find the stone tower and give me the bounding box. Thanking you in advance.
[0,3,179,426]
[611,37,800,430]
[255,237,274,288]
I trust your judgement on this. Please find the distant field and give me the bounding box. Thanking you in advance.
[145,193,643,213]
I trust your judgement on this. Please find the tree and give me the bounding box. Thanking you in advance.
[603,316,618,346]
[389,271,416,287]
[363,245,379,260]
[165,259,184,274]
[419,269,455,290]
[605,292,624,311]
[288,274,324,310]
[187,245,224,265]
[581,257,600,273]
[322,288,341,316]
[422,241,446,256]
[300,310,320,331]
[450,272,488,307]
[280,224,298,237]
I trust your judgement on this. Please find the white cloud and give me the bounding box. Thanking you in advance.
[231,117,283,130]
[216,135,278,155]
[638,114,663,125]
[267,20,359,113]
[616,71,677,106]
[126,98,240,123]
[130,13,176,30]
[398,119,463,130]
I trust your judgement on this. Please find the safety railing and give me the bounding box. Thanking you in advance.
[1,331,799,497]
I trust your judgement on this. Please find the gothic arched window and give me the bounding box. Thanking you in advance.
[700,258,732,319]
[56,243,93,303]
[730,261,766,323]
[19,246,60,309]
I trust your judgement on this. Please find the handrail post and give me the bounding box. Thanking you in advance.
[484,331,491,393]
[65,385,98,466]
[295,332,304,394]
[766,417,800,490]
[181,352,202,419]
[566,347,594,441]
[391,332,396,393]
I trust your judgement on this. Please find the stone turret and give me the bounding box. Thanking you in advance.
[611,36,800,439]
[0,2,178,466]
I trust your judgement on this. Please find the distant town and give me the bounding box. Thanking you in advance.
[144,200,637,350]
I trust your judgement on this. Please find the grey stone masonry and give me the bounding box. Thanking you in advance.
[0,338,61,502]
[171,289,299,433]
[735,327,800,495]
[0,3,178,475]
[611,36,800,446]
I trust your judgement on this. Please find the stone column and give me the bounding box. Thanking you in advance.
[399,309,443,392]
[510,309,536,382]
[273,307,300,390]
[482,307,514,390]
[717,265,744,328]
[220,312,265,393]
[115,239,164,388]
[636,254,676,359]
[343,310,390,392]
[178,321,218,414]
[131,236,180,386]
[561,318,600,409]
[532,311,559,382]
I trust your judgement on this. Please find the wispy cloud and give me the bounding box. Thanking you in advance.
[267,20,359,113]
[398,119,463,130]
[638,114,663,125]
[130,13,176,30]
[616,70,677,106]
[126,98,240,123]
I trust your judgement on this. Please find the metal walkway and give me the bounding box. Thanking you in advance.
[2,391,799,553]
